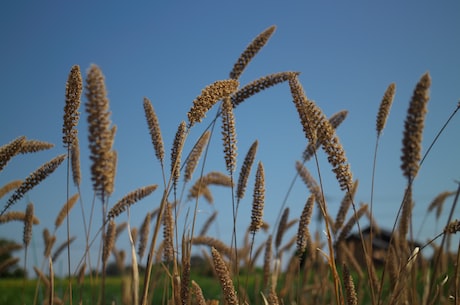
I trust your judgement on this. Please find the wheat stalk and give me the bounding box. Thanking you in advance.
[102,219,116,264]
[23,203,34,247]
[296,195,315,257]
[54,194,79,229]
[0,180,22,199]
[275,207,289,252]
[263,235,273,290]
[191,280,206,305]
[211,247,238,305]
[334,180,359,234]
[63,65,82,148]
[43,228,56,257]
[229,25,276,80]
[143,97,165,166]
[401,72,431,182]
[250,162,265,234]
[1,154,66,215]
[231,72,299,107]
[138,212,152,260]
[342,264,358,305]
[85,64,115,199]
[221,96,237,173]
[51,236,76,262]
[376,83,396,136]
[162,203,174,263]
[0,136,26,172]
[0,211,39,224]
[428,190,455,220]
[171,121,187,188]
[184,130,210,182]
[19,140,54,154]
[107,185,158,219]
[187,80,239,128]
[236,140,258,201]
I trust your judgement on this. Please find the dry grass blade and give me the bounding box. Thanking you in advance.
[187,80,239,128]
[236,140,258,201]
[211,247,238,305]
[229,25,276,80]
[184,130,210,182]
[0,136,26,172]
[107,185,158,219]
[54,193,79,229]
[376,83,396,136]
[231,71,299,107]
[1,154,66,216]
[143,97,165,165]
[221,96,238,173]
[85,64,115,199]
[401,72,431,182]
[63,65,82,148]
[0,180,22,199]
[250,162,265,234]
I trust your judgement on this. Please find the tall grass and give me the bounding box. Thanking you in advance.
[1,25,460,305]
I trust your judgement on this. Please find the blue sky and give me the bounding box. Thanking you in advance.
[1,1,459,275]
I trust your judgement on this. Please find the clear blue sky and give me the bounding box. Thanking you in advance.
[1,1,459,275]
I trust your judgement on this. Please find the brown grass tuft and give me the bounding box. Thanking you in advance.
[107,185,158,219]
[0,136,26,172]
[229,25,276,80]
[63,65,83,148]
[221,97,237,173]
[54,193,79,229]
[184,130,210,182]
[143,97,165,165]
[187,80,239,128]
[263,235,273,290]
[250,162,265,234]
[1,154,66,216]
[236,140,258,201]
[376,83,396,136]
[401,72,431,182]
[211,247,238,305]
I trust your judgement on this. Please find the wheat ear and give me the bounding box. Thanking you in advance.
[107,185,158,219]
[143,97,165,165]
[23,203,34,247]
[250,162,265,234]
[138,212,152,260]
[54,194,79,229]
[184,130,210,182]
[211,247,238,305]
[263,235,273,290]
[0,211,39,224]
[376,83,396,136]
[191,280,206,305]
[0,136,26,172]
[428,190,455,220]
[162,203,174,263]
[336,204,368,245]
[192,236,234,258]
[0,180,22,199]
[221,97,237,173]
[342,264,358,305]
[187,80,239,128]
[401,72,431,182]
[229,25,276,80]
[71,137,81,187]
[19,140,54,154]
[275,207,289,252]
[63,65,82,148]
[102,219,116,264]
[231,72,299,107]
[296,195,315,257]
[444,219,460,234]
[334,180,359,234]
[236,140,258,201]
[85,64,115,199]
[43,228,56,257]
[51,236,76,262]
[0,257,20,274]
[171,121,187,188]
[1,154,66,216]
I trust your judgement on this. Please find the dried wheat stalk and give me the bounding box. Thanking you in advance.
[0,242,22,256]
[289,76,353,190]
[334,180,359,234]
[250,162,265,234]
[0,257,20,274]
[70,137,81,187]
[51,236,76,262]
[107,185,158,219]
[54,193,79,229]
[191,280,206,305]
[192,236,233,258]
[297,195,315,257]
[398,186,413,241]
[428,190,455,220]
[295,161,323,205]
[43,228,56,257]
[236,140,258,201]
[138,212,151,260]
[401,72,431,182]
[1,154,66,215]
[162,203,174,263]
[188,171,233,203]
[376,83,396,136]
[231,71,299,107]
[63,65,82,148]
[171,121,186,187]
[0,211,39,224]
[229,25,276,79]
[0,180,22,199]
[211,247,238,305]
[0,136,26,172]
[85,64,115,199]
[184,130,210,182]
[263,235,273,290]
[19,140,54,154]
[187,80,239,128]
[336,204,368,245]
[23,203,34,246]
[199,210,217,236]
[103,219,116,264]
[275,207,289,252]
[342,264,358,305]
[221,97,237,173]
[181,239,191,305]
[143,97,165,165]
[444,219,460,234]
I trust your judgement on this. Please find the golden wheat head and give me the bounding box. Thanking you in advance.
[63,65,83,148]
